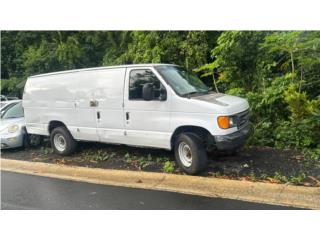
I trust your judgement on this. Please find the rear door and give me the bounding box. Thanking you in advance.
[123,67,171,149]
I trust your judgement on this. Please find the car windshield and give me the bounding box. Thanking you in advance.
[155,66,209,96]
[0,102,7,108]
[1,102,24,119]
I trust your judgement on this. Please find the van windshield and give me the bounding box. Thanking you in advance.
[155,66,210,96]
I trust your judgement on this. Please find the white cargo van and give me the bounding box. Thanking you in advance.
[23,64,251,174]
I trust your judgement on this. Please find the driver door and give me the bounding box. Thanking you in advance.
[123,67,171,149]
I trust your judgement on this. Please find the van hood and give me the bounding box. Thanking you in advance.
[193,92,249,114]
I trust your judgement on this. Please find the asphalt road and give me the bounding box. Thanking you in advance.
[1,171,299,210]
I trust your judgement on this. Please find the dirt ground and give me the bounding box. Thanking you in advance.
[2,139,320,187]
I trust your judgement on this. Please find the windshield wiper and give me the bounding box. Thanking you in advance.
[183,91,198,96]
[183,90,211,98]
[182,91,199,98]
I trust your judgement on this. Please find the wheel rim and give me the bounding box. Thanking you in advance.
[178,142,192,167]
[53,133,66,152]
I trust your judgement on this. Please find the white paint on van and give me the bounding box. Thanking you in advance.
[23,64,249,150]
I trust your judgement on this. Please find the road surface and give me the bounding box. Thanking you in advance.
[1,171,299,210]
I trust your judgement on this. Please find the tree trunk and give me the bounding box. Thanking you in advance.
[212,73,219,93]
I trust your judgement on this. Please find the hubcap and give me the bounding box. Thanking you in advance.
[53,133,66,152]
[178,142,192,167]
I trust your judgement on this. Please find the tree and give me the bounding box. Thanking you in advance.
[202,31,268,92]
[112,31,211,70]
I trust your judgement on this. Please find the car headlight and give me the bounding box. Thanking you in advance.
[8,124,19,133]
[217,116,237,129]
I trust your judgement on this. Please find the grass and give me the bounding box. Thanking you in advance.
[273,172,288,183]
[289,172,306,184]
[249,170,257,182]
[14,141,319,186]
[78,147,177,173]
[40,146,53,155]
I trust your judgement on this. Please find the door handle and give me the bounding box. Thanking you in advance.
[97,111,101,120]
[126,112,130,120]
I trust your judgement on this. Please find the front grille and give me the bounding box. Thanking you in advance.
[237,109,250,129]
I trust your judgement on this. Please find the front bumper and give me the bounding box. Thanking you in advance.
[0,132,25,149]
[214,123,252,151]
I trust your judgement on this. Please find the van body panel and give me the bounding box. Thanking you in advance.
[23,73,76,136]
[168,93,248,136]
[74,68,126,143]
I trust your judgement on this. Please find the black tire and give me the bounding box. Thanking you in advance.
[174,133,208,175]
[50,126,77,155]
[24,134,43,148]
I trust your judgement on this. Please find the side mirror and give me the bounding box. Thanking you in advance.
[159,87,167,101]
[142,83,154,101]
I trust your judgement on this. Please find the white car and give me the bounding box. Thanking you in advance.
[0,101,26,149]
[0,100,42,149]
[1,100,21,110]
[23,64,251,174]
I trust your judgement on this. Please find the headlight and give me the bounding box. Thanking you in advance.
[217,116,237,129]
[8,124,19,133]
[229,116,237,128]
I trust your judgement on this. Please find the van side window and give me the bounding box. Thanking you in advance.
[129,69,162,100]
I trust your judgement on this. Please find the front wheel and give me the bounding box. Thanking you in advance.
[50,126,77,155]
[174,133,208,175]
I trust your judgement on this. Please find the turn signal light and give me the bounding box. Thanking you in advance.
[217,116,230,129]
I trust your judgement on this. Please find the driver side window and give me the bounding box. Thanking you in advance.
[129,69,164,100]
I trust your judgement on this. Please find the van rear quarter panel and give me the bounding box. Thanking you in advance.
[23,74,76,135]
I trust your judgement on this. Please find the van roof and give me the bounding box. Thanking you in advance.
[29,63,177,78]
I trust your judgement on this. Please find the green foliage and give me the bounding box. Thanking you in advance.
[275,120,315,149]
[289,172,306,184]
[163,161,175,173]
[201,31,320,162]
[249,170,257,182]
[284,84,320,121]
[211,171,222,178]
[124,152,131,161]
[273,85,320,150]
[303,147,320,162]
[22,40,58,76]
[114,31,210,70]
[0,78,25,97]
[137,155,151,168]
[40,146,54,155]
[209,31,268,91]
[273,172,288,183]
[82,149,110,162]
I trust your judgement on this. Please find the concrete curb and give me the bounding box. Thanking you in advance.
[1,158,320,209]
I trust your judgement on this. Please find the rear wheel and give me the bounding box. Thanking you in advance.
[174,133,208,175]
[50,126,77,155]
